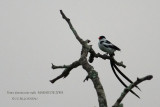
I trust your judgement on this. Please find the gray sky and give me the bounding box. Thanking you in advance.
[0,0,160,107]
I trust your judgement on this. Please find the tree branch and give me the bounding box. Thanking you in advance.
[60,10,84,45]
[50,60,80,83]
[89,48,126,68]
[50,10,153,107]
[51,63,69,69]
[51,10,108,107]
[112,75,153,107]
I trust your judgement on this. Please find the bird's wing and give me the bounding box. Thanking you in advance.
[103,42,121,51]
[105,40,111,44]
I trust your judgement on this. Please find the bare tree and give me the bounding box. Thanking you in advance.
[50,10,153,107]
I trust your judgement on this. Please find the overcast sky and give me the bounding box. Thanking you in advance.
[0,0,160,107]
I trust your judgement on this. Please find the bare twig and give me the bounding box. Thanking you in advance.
[50,60,80,83]
[112,75,153,107]
[60,10,84,45]
[51,63,69,69]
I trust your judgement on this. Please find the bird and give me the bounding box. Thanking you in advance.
[98,35,141,98]
[98,35,120,56]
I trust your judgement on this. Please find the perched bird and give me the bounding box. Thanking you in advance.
[98,36,120,56]
[98,35,140,98]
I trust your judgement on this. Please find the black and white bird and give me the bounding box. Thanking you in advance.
[98,36,120,56]
[98,35,141,98]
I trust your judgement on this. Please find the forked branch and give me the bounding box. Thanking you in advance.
[50,10,153,107]
[113,75,153,107]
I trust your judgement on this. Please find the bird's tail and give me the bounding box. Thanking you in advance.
[113,63,141,91]
[110,60,140,98]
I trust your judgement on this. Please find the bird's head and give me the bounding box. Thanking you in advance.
[99,36,106,40]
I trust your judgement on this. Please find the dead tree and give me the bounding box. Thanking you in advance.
[50,10,153,107]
